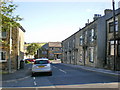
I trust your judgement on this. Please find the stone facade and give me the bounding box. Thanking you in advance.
[62,20,100,68]
[0,26,25,71]
[37,42,62,60]
[62,8,120,71]
[62,34,76,64]
[106,9,120,70]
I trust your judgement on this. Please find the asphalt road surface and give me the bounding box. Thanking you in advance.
[2,63,119,88]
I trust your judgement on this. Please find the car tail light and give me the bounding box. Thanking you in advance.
[34,61,36,64]
[47,60,50,63]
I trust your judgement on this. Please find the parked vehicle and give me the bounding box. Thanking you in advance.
[31,58,52,76]
[24,58,35,63]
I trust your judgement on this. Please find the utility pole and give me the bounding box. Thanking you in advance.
[112,0,116,71]
[8,25,12,73]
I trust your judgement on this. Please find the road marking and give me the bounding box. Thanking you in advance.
[33,77,35,80]
[33,77,37,86]
[34,81,37,85]
[2,76,31,83]
[59,69,67,74]
[53,66,57,68]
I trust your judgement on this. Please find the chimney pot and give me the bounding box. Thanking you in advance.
[118,1,120,8]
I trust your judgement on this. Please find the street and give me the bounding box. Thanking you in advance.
[2,62,119,88]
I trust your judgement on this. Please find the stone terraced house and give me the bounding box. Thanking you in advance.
[0,26,25,71]
[62,8,120,71]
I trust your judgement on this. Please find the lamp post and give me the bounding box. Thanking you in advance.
[112,0,116,71]
[8,25,12,73]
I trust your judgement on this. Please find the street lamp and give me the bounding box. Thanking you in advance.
[8,25,12,73]
[112,0,116,71]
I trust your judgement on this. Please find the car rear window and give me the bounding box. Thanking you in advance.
[34,60,49,64]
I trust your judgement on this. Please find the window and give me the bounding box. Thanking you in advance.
[73,39,75,47]
[34,60,49,64]
[0,51,7,62]
[50,48,54,50]
[109,40,120,56]
[90,29,95,42]
[89,47,94,62]
[2,32,7,38]
[72,52,75,59]
[109,21,118,33]
[79,35,83,45]
[109,41,114,55]
[0,30,7,38]
[42,51,47,54]
[84,31,88,43]
[79,50,83,62]
[68,42,69,48]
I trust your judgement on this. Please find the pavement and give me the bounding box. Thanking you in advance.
[1,64,32,82]
[60,63,120,77]
[1,61,120,82]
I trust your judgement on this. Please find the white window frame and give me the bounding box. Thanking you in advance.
[91,29,94,42]
[109,40,118,56]
[84,31,88,43]
[72,52,75,59]
[89,47,94,63]
[79,35,83,45]
[79,50,83,62]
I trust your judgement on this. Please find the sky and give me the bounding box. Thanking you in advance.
[13,0,120,43]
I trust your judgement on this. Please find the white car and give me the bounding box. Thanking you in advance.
[32,58,52,76]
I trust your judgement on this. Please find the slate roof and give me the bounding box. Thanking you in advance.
[48,42,61,47]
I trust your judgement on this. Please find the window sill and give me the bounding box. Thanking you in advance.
[0,60,7,63]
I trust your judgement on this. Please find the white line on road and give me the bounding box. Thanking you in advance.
[33,77,35,80]
[34,81,37,86]
[33,77,37,86]
[53,66,57,68]
[59,69,67,74]
[2,76,31,83]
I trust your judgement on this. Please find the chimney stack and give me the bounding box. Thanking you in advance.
[93,14,101,20]
[104,9,113,15]
[118,1,120,8]
[85,19,90,26]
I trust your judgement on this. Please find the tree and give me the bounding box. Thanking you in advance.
[27,43,40,56]
[1,0,23,26]
[0,0,23,43]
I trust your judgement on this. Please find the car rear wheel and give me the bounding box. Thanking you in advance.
[31,72,35,77]
[48,72,52,76]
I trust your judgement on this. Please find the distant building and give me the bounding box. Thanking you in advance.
[37,42,62,60]
[0,26,25,71]
[24,42,46,59]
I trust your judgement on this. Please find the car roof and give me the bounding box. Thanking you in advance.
[35,58,48,61]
